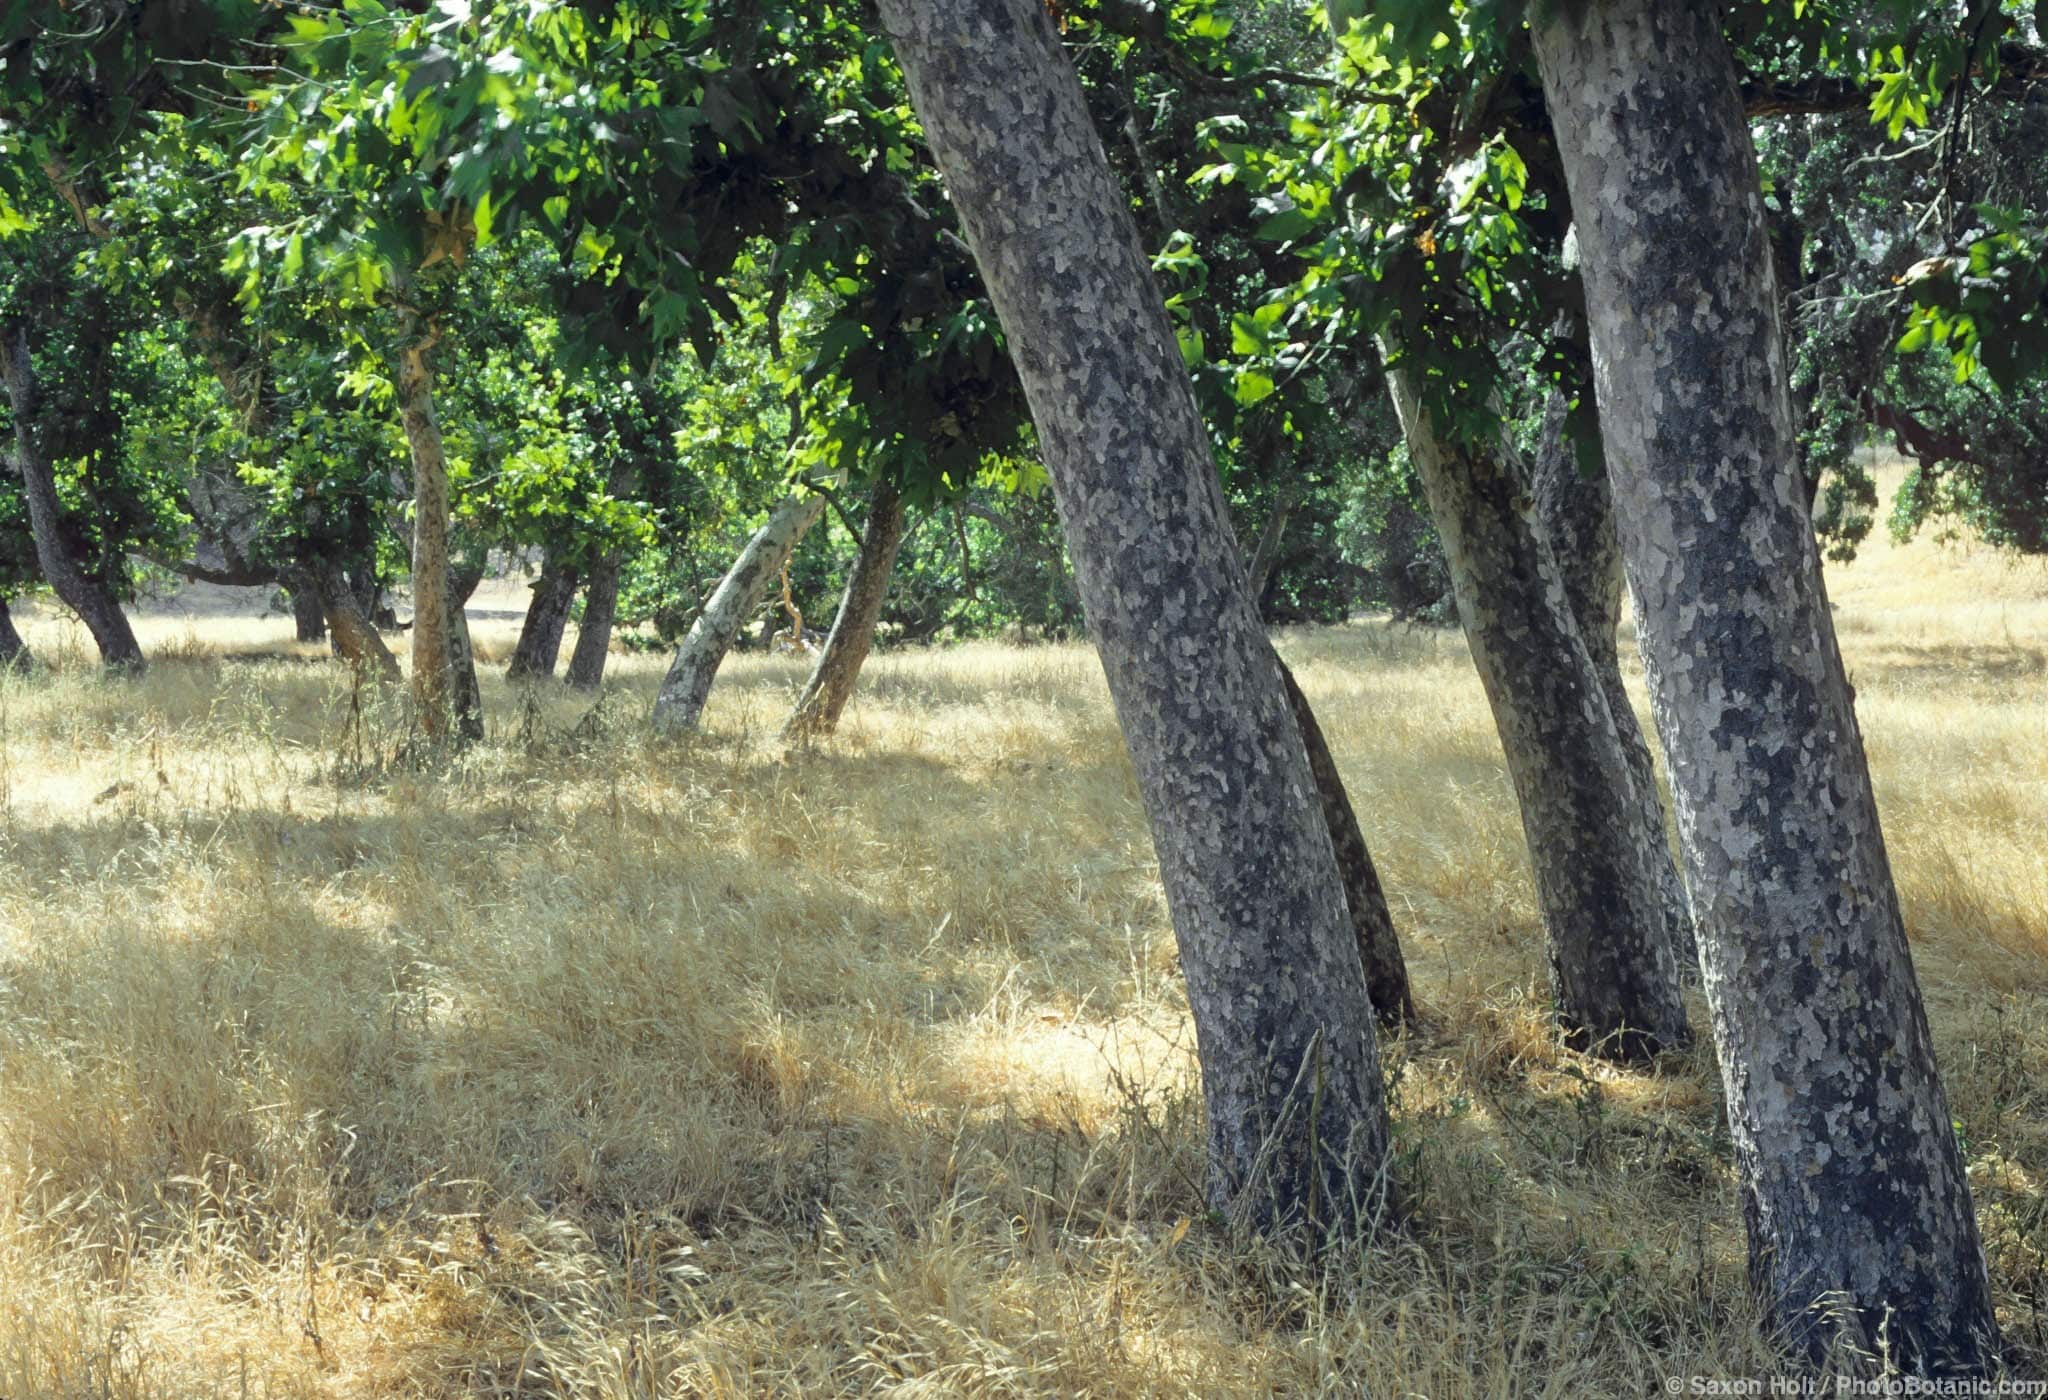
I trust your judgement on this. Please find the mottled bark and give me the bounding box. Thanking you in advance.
[0,322,145,671]
[1533,1,1997,1372]
[1387,362,1688,1059]
[507,554,579,681]
[396,335,457,741]
[650,493,827,735]
[784,478,908,739]
[0,596,30,669]
[565,552,621,690]
[880,0,1390,1231]
[1529,385,1696,976]
[1274,651,1412,1027]
[312,557,400,681]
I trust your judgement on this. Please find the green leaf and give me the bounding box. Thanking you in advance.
[1233,368,1276,406]
[1255,208,1316,242]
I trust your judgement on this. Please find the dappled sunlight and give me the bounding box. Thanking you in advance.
[0,489,2043,1394]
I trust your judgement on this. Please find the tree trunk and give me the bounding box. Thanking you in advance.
[1274,650,1412,1027]
[349,558,385,628]
[0,596,30,669]
[1245,483,1298,611]
[281,564,328,644]
[784,478,909,739]
[565,551,621,690]
[506,553,578,681]
[312,556,400,681]
[1533,1,1998,1373]
[446,554,486,744]
[0,322,145,671]
[880,0,1390,1233]
[396,335,457,742]
[1387,362,1689,1060]
[1529,382,1696,977]
[650,493,827,735]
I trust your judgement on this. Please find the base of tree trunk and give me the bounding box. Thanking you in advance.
[0,597,31,670]
[281,567,328,644]
[566,554,621,690]
[1275,650,1413,1026]
[507,559,578,681]
[785,479,908,740]
[313,560,400,681]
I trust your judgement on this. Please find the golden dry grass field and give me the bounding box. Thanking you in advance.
[0,478,2043,1396]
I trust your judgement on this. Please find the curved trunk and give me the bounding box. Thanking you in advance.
[1387,361,1689,1060]
[312,557,400,681]
[507,554,578,681]
[881,0,1390,1232]
[784,478,908,739]
[397,336,458,742]
[1534,1,1997,1372]
[650,493,827,735]
[0,597,30,669]
[1274,650,1412,1027]
[565,552,621,690]
[0,323,145,671]
[1529,385,1695,976]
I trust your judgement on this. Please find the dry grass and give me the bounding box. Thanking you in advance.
[0,472,2043,1396]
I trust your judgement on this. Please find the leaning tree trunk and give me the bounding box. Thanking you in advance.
[0,596,30,669]
[881,0,1390,1233]
[784,478,909,739]
[312,556,400,681]
[396,333,459,742]
[565,551,621,690]
[506,553,579,681]
[1273,650,1412,1026]
[1244,483,1299,611]
[1533,1,1998,1373]
[0,323,145,671]
[1528,381,1695,977]
[650,493,827,735]
[1387,362,1689,1059]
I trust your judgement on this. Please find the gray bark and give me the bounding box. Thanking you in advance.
[880,0,1390,1231]
[651,493,827,735]
[0,596,30,669]
[784,478,908,739]
[1533,1,1998,1373]
[1529,385,1696,976]
[565,551,621,690]
[1387,362,1689,1059]
[1274,651,1412,1027]
[507,554,579,681]
[0,322,145,671]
